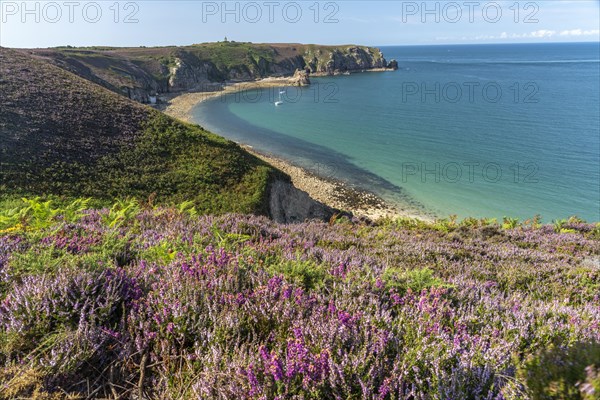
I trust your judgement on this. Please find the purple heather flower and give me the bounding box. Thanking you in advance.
[166,322,175,334]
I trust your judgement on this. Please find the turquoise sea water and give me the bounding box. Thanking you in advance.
[191,43,600,222]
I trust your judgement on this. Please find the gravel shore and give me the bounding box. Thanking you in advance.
[159,79,430,221]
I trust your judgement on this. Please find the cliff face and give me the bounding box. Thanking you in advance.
[304,46,388,75]
[268,179,337,223]
[167,52,220,92]
[29,43,397,103]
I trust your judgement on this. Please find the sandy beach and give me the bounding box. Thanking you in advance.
[159,77,300,122]
[159,79,429,221]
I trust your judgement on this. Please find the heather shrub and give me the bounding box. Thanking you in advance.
[0,204,598,398]
[0,268,139,358]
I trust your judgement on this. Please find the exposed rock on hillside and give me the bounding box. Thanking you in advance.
[268,179,336,223]
[168,53,219,91]
[291,68,311,86]
[306,46,388,74]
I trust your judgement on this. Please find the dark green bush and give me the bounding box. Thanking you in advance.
[517,341,600,399]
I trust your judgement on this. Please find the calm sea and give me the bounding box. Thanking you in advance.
[191,43,600,222]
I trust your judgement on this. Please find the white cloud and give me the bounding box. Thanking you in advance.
[469,28,599,41]
[531,30,556,38]
[560,29,600,37]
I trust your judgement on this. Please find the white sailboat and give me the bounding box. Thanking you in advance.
[274,89,285,106]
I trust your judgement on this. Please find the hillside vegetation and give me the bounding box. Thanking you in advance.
[0,48,281,215]
[0,199,598,398]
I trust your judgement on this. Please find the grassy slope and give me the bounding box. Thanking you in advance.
[0,48,281,214]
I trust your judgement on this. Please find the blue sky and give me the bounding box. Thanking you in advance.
[1,1,599,47]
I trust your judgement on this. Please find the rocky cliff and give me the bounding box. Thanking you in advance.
[304,46,389,75]
[29,42,397,103]
[268,179,337,223]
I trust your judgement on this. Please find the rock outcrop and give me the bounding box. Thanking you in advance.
[387,59,399,70]
[290,68,311,86]
[268,179,337,223]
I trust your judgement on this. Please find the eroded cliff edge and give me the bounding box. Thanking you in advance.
[267,179,337,223]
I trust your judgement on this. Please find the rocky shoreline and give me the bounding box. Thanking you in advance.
[159,78,430,222]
